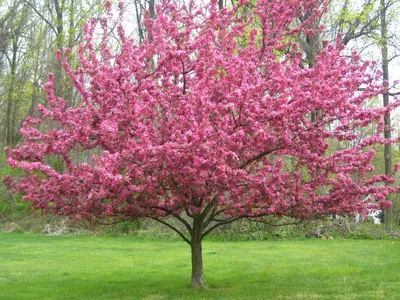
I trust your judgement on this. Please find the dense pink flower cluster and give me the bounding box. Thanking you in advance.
[5,0,400,223]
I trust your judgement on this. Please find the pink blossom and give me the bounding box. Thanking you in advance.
[4,0,399,226]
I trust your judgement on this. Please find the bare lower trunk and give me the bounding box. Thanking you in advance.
[191,238,204,288]
[191,217,204,288]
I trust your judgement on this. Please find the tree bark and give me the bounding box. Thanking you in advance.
[53,0,64,99]
[190,217,204,288]
[148,0,156,20]
[5,31,18,145]
[380,0,393,231]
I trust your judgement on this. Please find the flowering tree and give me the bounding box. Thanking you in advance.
[5,0,400,288]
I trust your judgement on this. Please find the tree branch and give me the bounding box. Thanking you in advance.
[150,206,192,235]
[151,217,191,245]
[203,207,226,228]
[23,0,57,36]
[184,207,195,218]
[201,216,244,239]
[200,197,217,219]
[180,57,187,95]
[240,146,285,169]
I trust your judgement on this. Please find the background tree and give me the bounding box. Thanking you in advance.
[319,0,400,226]
[379,0,399,230]
[1,0,29,146]
[334,0,400,227]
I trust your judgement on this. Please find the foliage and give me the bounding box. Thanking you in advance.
[341,222,400,239]
[0,152,26,217]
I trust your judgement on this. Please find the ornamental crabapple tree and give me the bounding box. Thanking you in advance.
[4,0,400,288]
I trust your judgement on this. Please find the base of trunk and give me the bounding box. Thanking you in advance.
[191,274,204,289]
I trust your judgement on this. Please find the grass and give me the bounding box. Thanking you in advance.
[1,233,400,299]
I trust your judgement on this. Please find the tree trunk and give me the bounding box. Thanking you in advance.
[380,0,393,232]
[191,238,204,288]
[6,36,18,145]
[191,217,204,288]
[148,0,156,20]
[53,0,64,99]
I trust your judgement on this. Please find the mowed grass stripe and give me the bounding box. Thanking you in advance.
[0,233,399,299]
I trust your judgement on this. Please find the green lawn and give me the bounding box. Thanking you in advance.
[1,233,399,299]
